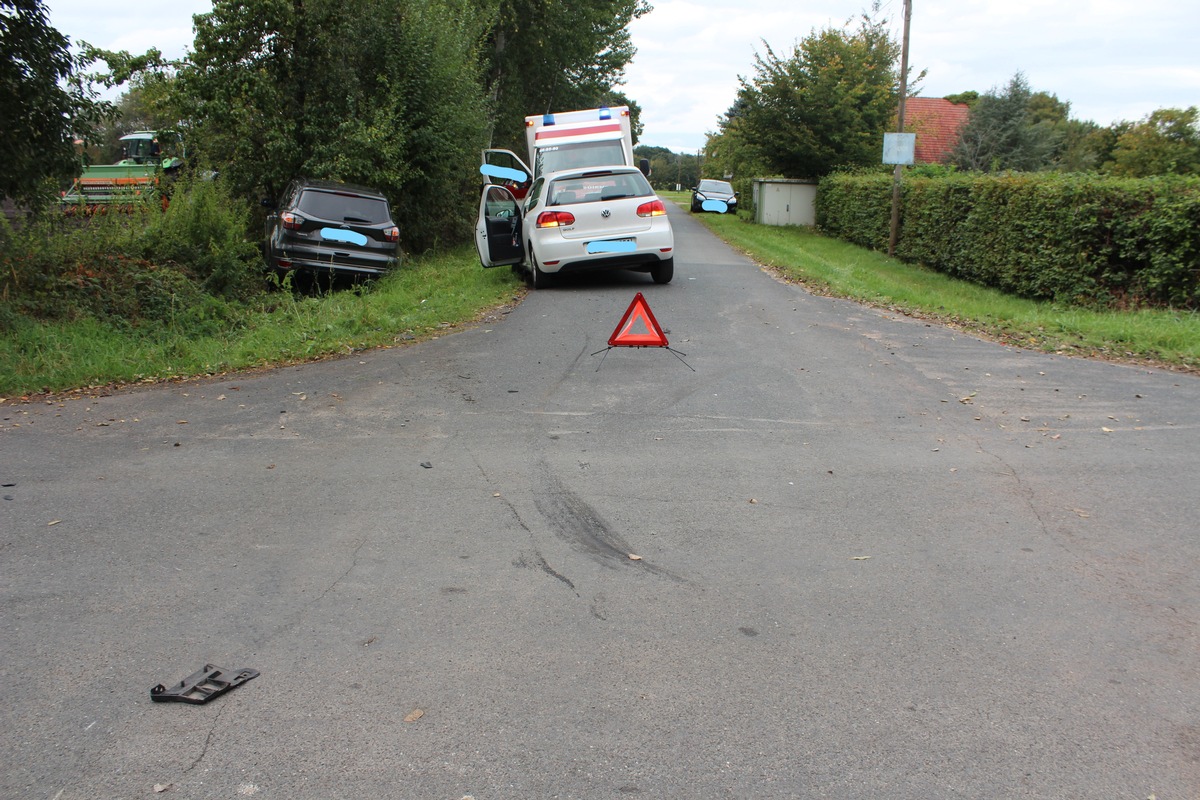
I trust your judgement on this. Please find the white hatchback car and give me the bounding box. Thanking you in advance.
[475,166,674,288]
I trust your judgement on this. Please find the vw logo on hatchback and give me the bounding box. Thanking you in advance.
[601,209,611,218]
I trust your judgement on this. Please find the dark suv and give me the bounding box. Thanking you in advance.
[264,179,400,277]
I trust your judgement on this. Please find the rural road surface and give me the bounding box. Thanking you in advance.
[3,204,1198,799]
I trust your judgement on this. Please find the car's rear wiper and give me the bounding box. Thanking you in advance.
[343,215,371,223]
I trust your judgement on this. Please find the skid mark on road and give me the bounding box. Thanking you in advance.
[513,550,577,593]
[533,466,683,582]
[536,473,632,564]
[470,452,579,595]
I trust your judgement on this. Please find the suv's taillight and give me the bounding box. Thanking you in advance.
[384,226,399,243]
[637,200,666,218]
[281,212,302,230]
[537,210,576,228]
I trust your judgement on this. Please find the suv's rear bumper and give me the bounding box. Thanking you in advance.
[270,243,398,275]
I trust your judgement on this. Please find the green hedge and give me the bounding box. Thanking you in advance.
[816,171,1200,308]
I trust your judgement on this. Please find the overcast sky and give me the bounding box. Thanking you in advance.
[46,0,1200,153]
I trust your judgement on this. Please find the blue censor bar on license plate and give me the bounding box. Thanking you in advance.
[701,199,728,213]
[587,239,636,254]
[321,228,369,246]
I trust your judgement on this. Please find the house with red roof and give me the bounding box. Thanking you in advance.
[902,97,971,164]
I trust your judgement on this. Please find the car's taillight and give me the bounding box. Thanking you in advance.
[637,200,666,217]
[281,212,302,230]
[537,211,576,228]
[384,226,399,243]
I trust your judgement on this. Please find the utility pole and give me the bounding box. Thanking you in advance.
[888,0,913,257]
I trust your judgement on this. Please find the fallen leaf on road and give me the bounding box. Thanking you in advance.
[176,420,188,425]
[628,554,643,561]
[1071,508,1091,518]
[1102,427,1114,433]
[404,709,424,723]
[851,556,871,561]
[48,520,61,526]
[153,784,171,793]
[959,392,977,404]
[749,498,758,504]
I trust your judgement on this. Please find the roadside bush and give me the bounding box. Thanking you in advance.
[817,171,1200,308]
[139,176,262,299]
[0,180,260,333]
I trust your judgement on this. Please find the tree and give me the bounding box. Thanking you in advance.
[943,90,979,108]
[88,69,183,163]
[166,0,492,249]
[733,6,902,178]
[950,73,1060,172]
[1054,118,1109,172]
[704,97,768,184]
[479,0,649,150]
[635,145,701,191]
[0,0,108,205]
[1106,107,1200,177]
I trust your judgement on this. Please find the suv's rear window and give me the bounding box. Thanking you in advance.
[298,190,390,224]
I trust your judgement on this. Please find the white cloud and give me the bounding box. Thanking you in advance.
[47,0,211,59]
[626,0,1200,151]
[45,0,1200,151]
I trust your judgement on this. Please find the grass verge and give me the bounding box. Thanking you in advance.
[683,209,1200,373]
[0,246,524,398]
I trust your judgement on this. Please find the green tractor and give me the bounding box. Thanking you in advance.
[61,131,185,214]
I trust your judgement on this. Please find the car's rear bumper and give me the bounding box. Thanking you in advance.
[533,222,673,275]
[554,252,666,274]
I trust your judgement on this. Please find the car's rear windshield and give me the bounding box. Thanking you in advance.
[298,189,390,224]
[548,172,653,206]
[698,180,732,192]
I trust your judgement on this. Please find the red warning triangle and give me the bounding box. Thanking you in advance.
[608,292,669,348]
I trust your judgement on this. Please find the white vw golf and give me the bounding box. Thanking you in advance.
[475,166,675,289]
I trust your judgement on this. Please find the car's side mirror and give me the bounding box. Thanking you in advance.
[638,158,651,177]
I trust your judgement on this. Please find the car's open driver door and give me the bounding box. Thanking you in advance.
[474,185,525,268]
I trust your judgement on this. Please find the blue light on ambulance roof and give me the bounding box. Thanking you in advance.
[599,106,611,120]
[543,114,555,126]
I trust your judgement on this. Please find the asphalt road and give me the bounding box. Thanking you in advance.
[3,204,1199,799]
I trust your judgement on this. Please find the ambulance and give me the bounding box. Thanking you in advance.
[481,106,648,198]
